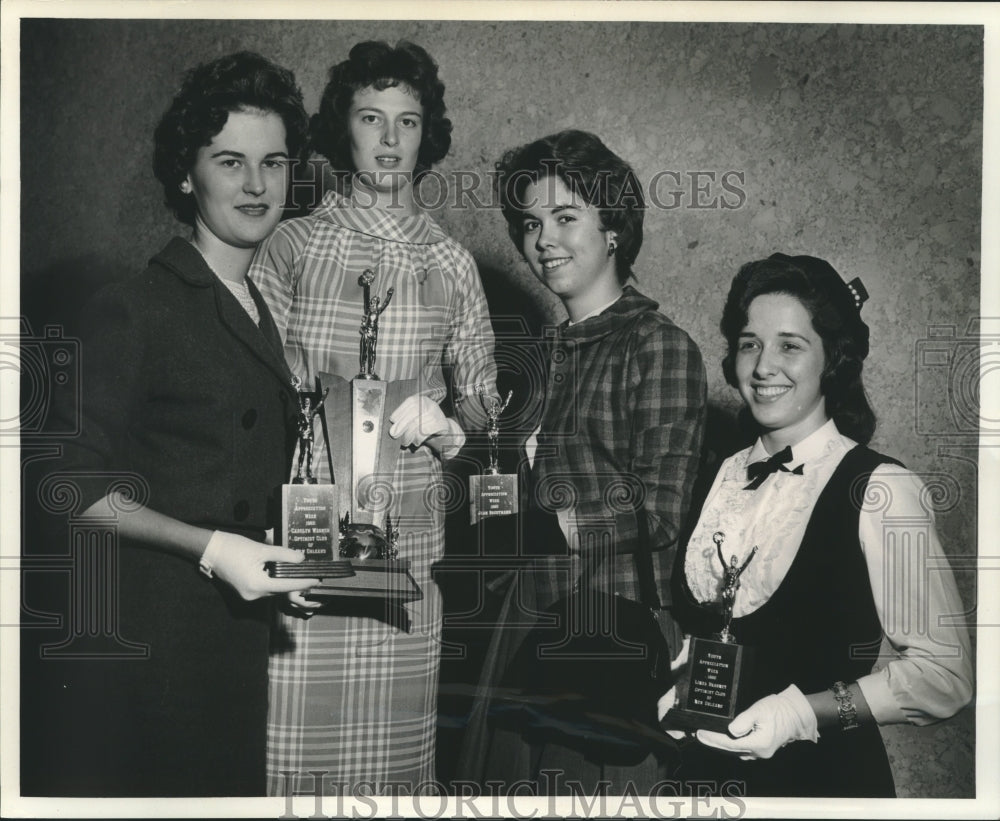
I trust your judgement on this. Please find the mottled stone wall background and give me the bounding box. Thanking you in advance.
[19,18,981,798]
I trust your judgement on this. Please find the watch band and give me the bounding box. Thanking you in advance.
[830,680,859,731]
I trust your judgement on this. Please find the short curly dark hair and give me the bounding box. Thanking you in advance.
[153,51,309,226]
[310,40,452,180]
[495,129,645,284]
[720,253,876,444]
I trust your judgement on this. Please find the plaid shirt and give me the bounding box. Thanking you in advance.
[530,286,707,603]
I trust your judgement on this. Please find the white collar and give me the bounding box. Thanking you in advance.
[567,292,624,326]
[746,418,852,465]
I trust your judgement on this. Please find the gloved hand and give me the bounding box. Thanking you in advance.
[201,530,319,601]
[695,684,819,760]
[286,589,323,619]
[389,394,465,458]
[657,636,692,739]
[657,687,688,740]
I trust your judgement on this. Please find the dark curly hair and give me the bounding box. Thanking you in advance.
[720,253,876,444]
[310,40,452,180]
[153,51,309,226]
[495,129,645,284]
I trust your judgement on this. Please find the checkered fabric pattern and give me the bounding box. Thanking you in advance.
[250,191,497,793]
[530,286,707,602]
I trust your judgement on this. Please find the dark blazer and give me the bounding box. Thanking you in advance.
[66,236,297,533]
[34,237,298,796]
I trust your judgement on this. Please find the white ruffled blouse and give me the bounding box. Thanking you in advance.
[684,419,973,726]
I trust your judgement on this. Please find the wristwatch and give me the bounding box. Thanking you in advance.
[830,680,859,731]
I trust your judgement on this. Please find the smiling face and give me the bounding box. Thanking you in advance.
[519,176,621,321]
[735,292,830,451]
[348,83,423,208]
[183,107,289,256]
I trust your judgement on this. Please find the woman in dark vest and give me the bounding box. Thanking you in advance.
[665,253,973,797]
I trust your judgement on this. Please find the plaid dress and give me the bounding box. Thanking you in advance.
[249,191,496,794]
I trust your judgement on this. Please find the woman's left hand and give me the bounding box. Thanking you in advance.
[286,589,323,618]
[389,394,465,458]
[695,684,819,760]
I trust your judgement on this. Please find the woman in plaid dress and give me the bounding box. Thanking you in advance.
[456,130,707,792]
[250,41,497,795]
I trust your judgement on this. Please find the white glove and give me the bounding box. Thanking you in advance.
[696,684,819,760]
[657,687,688,740]
[657,636,693,739]
[286,589,323,618]
[201,530,319,601]
[388,394,465,458]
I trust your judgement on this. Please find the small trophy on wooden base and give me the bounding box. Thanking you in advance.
[662,532,758,732]
[469,385,518,524]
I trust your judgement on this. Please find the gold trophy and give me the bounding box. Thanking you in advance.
[662,532,757,732]
[469,385,517,524]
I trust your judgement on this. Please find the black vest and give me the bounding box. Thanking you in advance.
[672,444,900,798]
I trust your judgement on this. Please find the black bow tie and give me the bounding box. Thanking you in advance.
[744,445,804,490]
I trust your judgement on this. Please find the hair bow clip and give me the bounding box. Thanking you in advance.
[846,277,868,311]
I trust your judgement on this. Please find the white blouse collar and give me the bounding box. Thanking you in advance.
[746,417,847,465]
[566,292,624,326]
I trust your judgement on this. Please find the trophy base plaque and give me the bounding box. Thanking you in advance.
[469,473,518,524]
[661,637,754,734]
[305,558,422,603]
[281,482,339,562]
[269,559,354,580]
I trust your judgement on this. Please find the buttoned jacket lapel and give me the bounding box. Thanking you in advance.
[153,238,294,390]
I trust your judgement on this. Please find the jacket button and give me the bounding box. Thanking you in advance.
[233,500,250,521]
[242,409,258,429]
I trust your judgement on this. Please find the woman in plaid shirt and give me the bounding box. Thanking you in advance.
[250,41,497,795]
[457,130,708,792]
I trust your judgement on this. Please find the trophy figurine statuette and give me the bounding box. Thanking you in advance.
[469,385,518,524]
[347,269,397,550]
[662,532,758,733]
[273,377,352,578]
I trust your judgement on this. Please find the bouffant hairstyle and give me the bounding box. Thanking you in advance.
[153,51,309,226]
[494,129,645,283]
[310,40,452,179]
[720,253,876,444]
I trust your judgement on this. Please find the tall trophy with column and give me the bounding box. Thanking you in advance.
[271,270,420,604]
